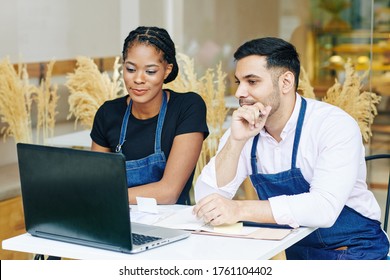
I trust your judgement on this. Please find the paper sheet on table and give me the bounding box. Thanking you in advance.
[130,198,173,225]
[154,206,258,236]
[136,197,158,214]
[154,206,205,231]
[130,210,162,225]
[131,205,293,240]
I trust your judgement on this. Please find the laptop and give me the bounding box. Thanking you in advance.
[16,143,190,254]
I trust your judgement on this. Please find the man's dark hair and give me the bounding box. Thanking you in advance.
[122,26,179,84]
[234,37,300,90]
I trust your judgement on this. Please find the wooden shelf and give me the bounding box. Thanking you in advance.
[333,43,390,54]
[323,64,390,72]
[12,56,119,79]
[0,196,32,259]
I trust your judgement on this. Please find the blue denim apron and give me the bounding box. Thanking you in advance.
[249,98,389,259]
[115,91,167,188]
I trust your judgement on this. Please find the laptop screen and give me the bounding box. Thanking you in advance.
[17,143,133,253]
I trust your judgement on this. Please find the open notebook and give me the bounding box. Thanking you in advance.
[132,199,293,240]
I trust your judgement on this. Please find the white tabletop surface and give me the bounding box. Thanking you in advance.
[3,225,315,260]
[45,130,91,149]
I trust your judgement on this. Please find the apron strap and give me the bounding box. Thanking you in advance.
[251,134,260,174]
[291,97,307,169]
[154,90,167,152]
[116,101,131,153]
[116,91,168,153]
[250,97,307,174]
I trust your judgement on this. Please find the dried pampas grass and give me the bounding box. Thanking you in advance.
[0,58,35,143]
[298,66,316,99]
[166,53,199,92]
[299,59,381,143]
[0,58,59,144]
[322,60,381,142]
[66,56,123,129]
[34,60,59,143]
[165,53,229,188]
[194,64,229,183]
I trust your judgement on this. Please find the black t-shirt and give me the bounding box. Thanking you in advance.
[90,90,209,204]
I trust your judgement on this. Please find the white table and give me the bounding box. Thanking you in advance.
[2,226,315,260]
[45,130,91,149]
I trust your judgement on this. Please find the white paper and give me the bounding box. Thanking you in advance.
[129,205,173,225]
[136,197,158,214]
[129,205,292,240]
[154,206,205,231]
[130,211,161,224]
[153,207,257,235]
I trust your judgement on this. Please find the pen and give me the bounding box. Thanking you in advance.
[242,221,293,229]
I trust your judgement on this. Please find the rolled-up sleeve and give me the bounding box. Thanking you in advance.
[194,157,241,202]
[194,130,250,202]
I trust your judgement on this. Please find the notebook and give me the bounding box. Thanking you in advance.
[16,143,190,254]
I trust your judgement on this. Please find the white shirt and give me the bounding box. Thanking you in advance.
[194,94,381,228]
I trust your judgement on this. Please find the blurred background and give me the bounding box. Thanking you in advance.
[1,0,390,259]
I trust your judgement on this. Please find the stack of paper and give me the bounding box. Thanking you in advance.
[132,197,293,240]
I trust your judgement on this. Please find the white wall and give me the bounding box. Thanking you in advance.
[0,0,141,166]
[0,1,18,60]
[0,0,128,63]
[0,0,188,63]
[120,0,140,47]
[0,0,288,167]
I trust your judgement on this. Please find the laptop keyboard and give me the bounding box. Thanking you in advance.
[132,233,162,245]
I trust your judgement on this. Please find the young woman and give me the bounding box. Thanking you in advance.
[91,26,209,205]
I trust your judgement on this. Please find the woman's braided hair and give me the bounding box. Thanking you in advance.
[122,26,179,84]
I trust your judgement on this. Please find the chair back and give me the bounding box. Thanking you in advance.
[365,154,390,233]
